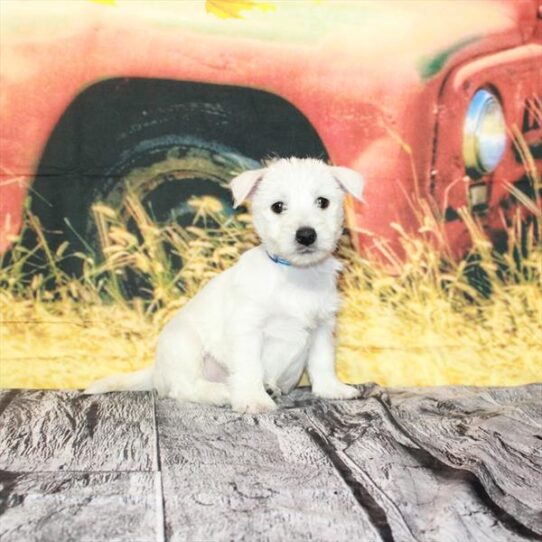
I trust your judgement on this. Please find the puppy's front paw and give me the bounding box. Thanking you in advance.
[232,392,277,414]
[313,381,361,401]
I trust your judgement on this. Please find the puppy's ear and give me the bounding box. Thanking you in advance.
[330,166,365,202]
[230,168,267,208]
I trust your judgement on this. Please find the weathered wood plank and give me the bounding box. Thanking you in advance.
[1,385,540,541]
[382,385,542,537]
[0,470,162,542]
[0,390,157,472]
[305,395,536,542]
[155,396,383,542]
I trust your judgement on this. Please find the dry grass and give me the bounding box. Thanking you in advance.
[1,183,541,390]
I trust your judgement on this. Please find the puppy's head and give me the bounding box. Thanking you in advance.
[230,158,364,267]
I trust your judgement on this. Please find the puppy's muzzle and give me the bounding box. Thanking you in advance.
[295,227,317,246]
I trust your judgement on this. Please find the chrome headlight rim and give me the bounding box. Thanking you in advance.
[463,88,507,178]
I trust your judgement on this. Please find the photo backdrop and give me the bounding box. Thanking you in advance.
[1,0,540,389]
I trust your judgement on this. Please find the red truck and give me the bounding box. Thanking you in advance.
[1,0,540,264]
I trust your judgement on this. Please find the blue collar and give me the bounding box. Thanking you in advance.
[267,252,292,266]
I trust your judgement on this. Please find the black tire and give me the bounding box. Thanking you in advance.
[30,101,260,282]
[85,135,258,249]
[92,136,259,297]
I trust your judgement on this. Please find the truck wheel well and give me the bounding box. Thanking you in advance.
[33,77,328,205]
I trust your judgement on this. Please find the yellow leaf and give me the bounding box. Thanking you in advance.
[206,0,275,19]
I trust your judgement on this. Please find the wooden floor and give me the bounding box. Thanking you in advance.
[0,384,541,541]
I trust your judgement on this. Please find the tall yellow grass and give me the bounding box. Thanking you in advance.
[1,183,541,389]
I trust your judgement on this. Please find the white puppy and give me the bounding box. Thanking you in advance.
[85,158,364,413]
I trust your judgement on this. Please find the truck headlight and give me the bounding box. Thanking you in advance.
[463,89,507,176]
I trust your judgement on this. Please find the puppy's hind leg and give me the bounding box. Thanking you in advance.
[155,323,230,407]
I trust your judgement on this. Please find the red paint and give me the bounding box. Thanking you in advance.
[0,0,540,258]
[434,44,542,258]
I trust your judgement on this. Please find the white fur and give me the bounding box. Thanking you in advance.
[85,158,365,413]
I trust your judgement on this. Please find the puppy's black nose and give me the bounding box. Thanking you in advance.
[295,227,317,246]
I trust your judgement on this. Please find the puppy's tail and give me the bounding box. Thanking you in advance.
[83,366,154,394]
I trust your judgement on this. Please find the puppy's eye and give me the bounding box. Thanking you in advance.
[271,201,284,214]
[316,197,330,209]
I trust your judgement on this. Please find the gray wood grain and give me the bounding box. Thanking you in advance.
[383,385,542,536]
[0,385,541,542]
[0,390,157,472]
[0,470,162,542]
[305,395,536,542]
[155,397,383,542]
